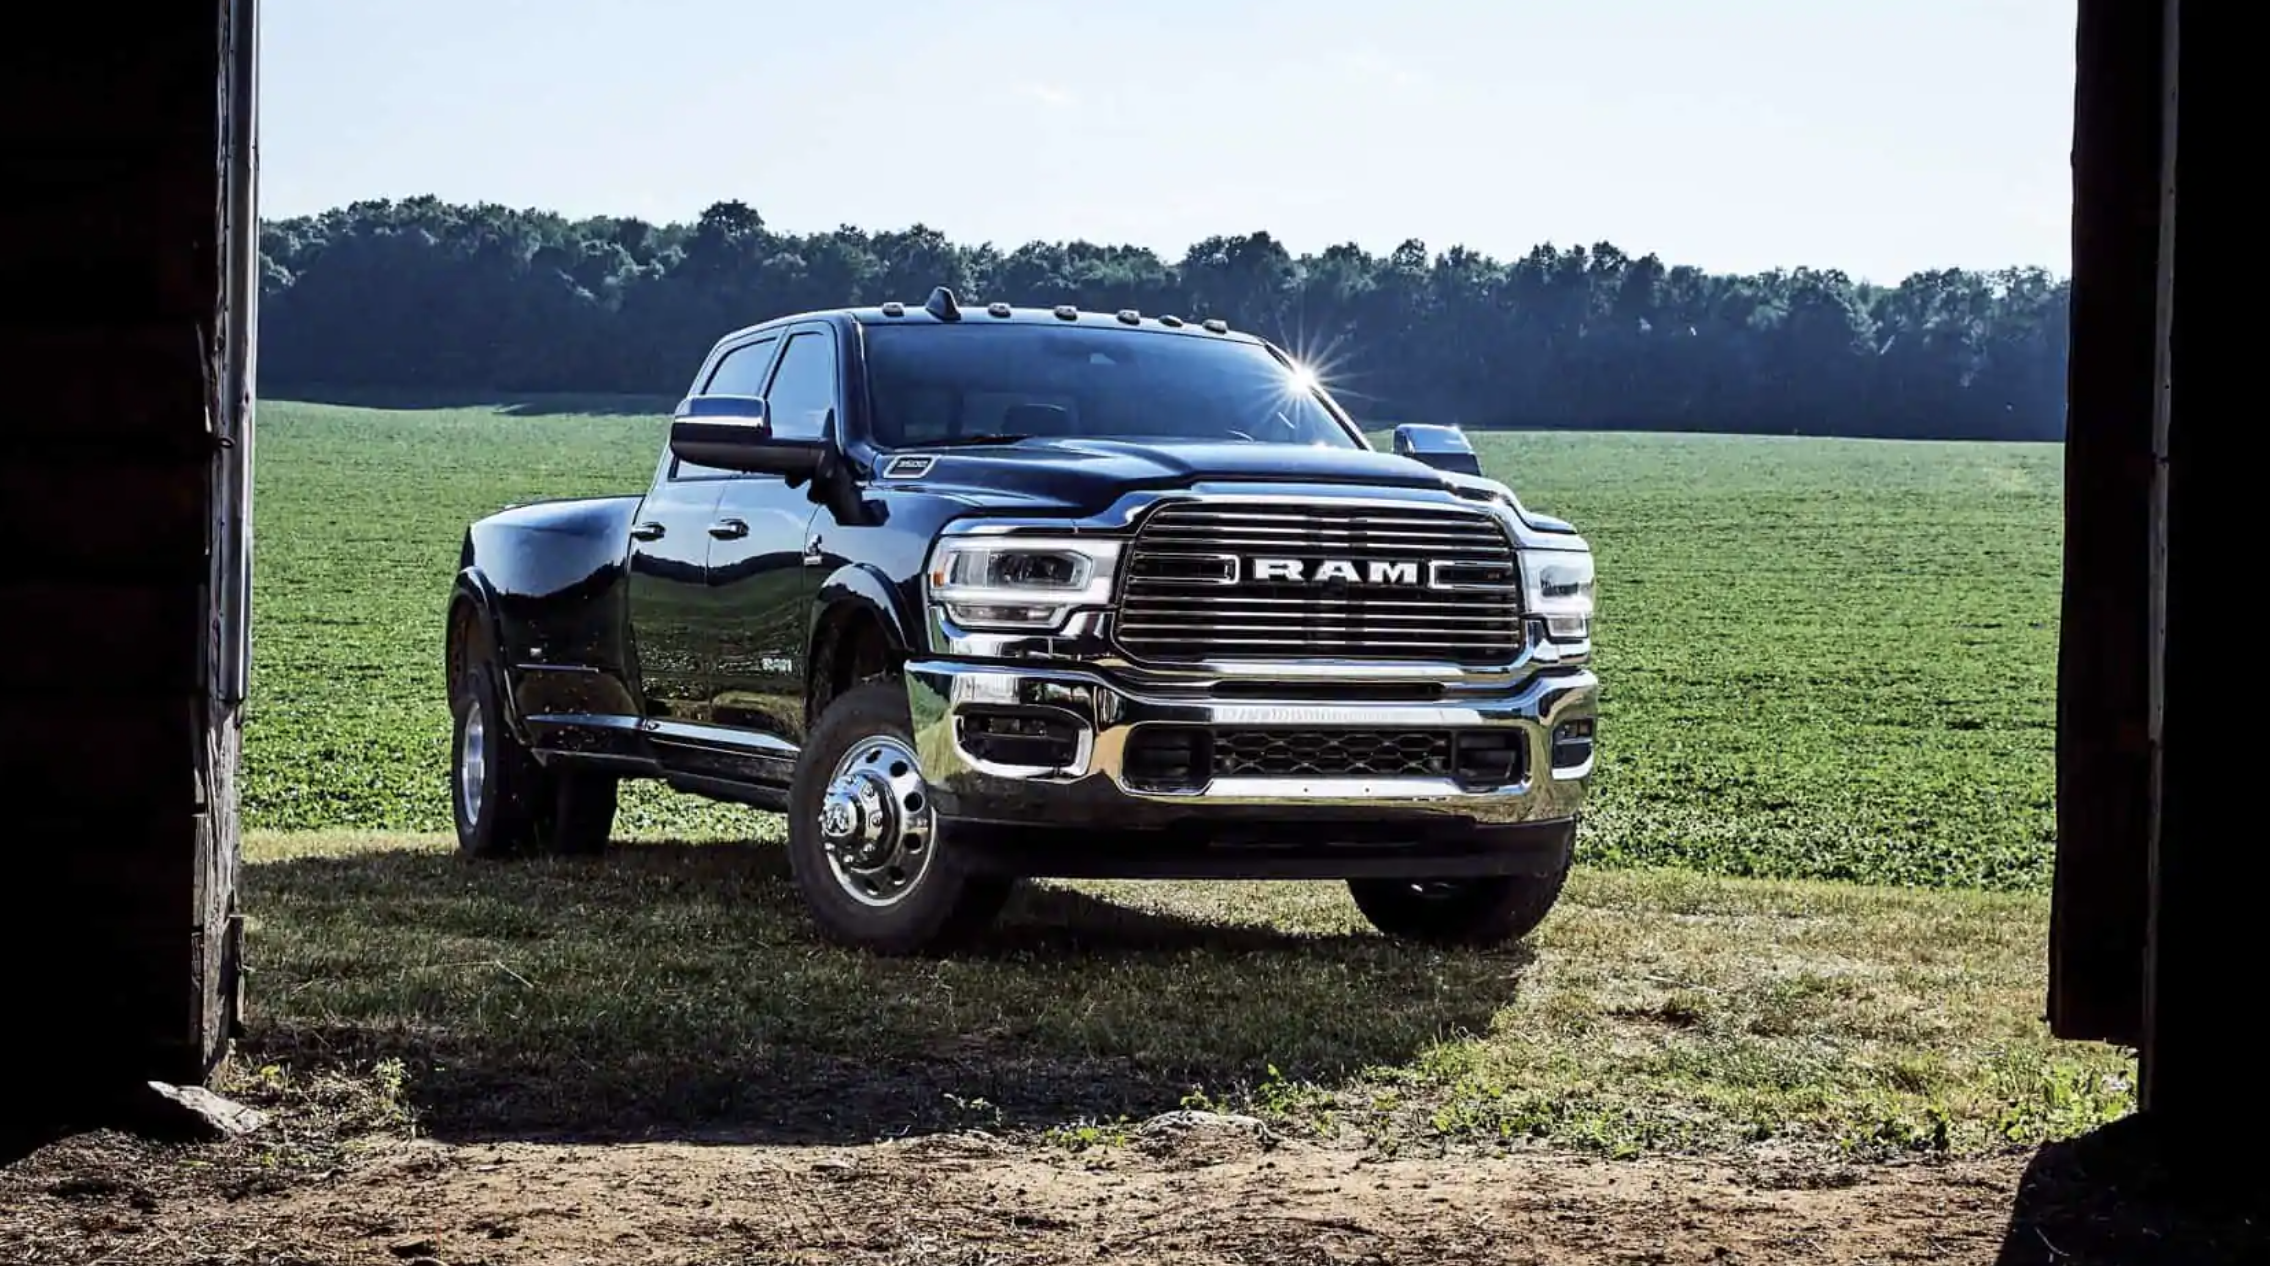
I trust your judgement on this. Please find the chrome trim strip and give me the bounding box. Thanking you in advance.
[926,617,1584,686]
[936,481,1579,545]
[640,716,801,757]
[1550,753,1597,781]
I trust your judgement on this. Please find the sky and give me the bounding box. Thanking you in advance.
[260,0,2077,285]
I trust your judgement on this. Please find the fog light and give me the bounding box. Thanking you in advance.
[1125,726,1210,792]
[1451,731,1522,786]
[958,709,1082,769]
[1550,719,1595,771]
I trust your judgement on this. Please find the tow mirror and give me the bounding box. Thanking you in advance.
[1392,422,1483,476]
[668,395,827,477]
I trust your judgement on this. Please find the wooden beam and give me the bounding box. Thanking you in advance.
[2138,0,2257,1141]
[2048,0,2165,1045]
[0,0,248,1122]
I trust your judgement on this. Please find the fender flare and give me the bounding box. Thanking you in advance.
[809,562,919,664]
[448,568,533,741]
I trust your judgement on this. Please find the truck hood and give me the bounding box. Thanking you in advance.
[878,438,1465,515]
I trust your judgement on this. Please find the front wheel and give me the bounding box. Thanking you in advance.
[786,680,1012,954]
[1348,863,1571,948]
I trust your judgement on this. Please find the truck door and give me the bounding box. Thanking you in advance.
[701,323,835,759]
[624,332,778,728]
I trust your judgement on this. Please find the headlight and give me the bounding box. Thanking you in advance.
[926,536,1123,631]
[1519,548,1594,644]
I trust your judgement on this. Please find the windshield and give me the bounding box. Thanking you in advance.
[860,323,1362,449]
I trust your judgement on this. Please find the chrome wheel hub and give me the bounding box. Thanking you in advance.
[818,734,934,907]
[459,697,488,825]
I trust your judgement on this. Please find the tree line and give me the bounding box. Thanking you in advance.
[259,196,2068,441]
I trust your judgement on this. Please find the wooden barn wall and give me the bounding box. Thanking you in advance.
[2056,0,2257,1137]
[0,2,246,1110]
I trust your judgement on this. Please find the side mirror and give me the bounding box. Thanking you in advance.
[668,395,828,477]
[1391,423,1483,476]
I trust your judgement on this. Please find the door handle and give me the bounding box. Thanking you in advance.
[630,521,666,542]
[708,517,749,540]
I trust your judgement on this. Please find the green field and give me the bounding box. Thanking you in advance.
[247,399,2064,890]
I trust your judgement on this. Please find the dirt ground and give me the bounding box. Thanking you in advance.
[0,1118,2148,1266]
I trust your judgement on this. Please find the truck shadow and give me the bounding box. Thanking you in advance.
[1992,1116,2268,1265]
[238,839,1533,1146]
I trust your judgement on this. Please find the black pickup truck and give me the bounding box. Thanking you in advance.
[446,288,1598,954]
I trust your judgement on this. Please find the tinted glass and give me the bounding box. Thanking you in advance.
[861,324,1359,449]
[704,336,777,396]
[763,331,838,441]
[673,336,777,479]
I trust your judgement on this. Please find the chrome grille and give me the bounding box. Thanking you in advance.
[1115,499,1525,664]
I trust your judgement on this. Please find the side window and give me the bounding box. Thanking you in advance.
[703,337,776,396]
[671,336,777,480]
[762,331,838,441]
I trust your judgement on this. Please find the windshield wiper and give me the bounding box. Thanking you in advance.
[902,433,1032,448]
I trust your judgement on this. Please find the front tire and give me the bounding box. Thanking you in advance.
[1348,863,1571,948]
[786,680,1012,954]
[451,659,619,858]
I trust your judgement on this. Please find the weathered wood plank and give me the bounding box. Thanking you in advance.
[2136,0,2259,1149]
[194,713,245,1060]
[2048,0,2162,1049]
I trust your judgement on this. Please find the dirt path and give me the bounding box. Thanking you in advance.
[6,1124,2035,1265]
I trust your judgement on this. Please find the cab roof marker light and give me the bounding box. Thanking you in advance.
[1116,309,1141,325]
[879,301,905,317]
[986,301,1012,318]
[1052,304,1079,321]
[1158,314,1185,328]
[1202,318,1229,333]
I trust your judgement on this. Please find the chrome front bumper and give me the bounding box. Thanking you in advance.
[904,660,1598,879]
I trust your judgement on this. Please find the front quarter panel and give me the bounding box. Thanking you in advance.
[806,486,981,657]
[813,559,918,659]
[460,494,646,722]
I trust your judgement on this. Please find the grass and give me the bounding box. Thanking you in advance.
[248,399,2064,889]
[230,830,2130,1158]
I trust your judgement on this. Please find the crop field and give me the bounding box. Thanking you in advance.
[246,397,2065,890]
